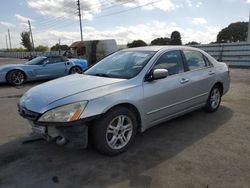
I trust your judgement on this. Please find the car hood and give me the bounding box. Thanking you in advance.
[20,74,125,112]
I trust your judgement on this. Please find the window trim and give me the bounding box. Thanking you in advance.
[203,54,214,67]
[182,50,210,72]
[145,50,186,79]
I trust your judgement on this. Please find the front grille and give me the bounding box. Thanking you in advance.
[18,104,40,121]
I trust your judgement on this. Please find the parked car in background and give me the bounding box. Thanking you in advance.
[18,46,230,155]
[0,56,88,86]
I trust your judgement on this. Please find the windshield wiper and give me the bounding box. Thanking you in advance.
[94,73,110,77]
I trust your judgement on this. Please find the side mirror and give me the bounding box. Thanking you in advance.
[146,69,168,81]
[152,69,168,80]
[42,60,50,66]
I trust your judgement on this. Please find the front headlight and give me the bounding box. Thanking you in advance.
[38,101,87,122]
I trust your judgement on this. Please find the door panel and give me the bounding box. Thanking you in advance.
[34,57,67,78]
[143,73,191,124]
[181,50,216,105]
[143,50,189,125]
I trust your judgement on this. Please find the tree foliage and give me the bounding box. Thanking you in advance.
[186,41,200,45]
[51,43,70,51]
[150,37,170,45]
[6,48,26,52]
[170,31,182,45]
[35,45,48,52]
[20,31,33,51]
[127,40,147,48]
[216,22,248,43]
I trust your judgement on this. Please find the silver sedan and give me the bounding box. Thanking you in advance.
[18,46,230,155]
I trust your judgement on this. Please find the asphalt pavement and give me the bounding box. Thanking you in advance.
[0,58,249,188]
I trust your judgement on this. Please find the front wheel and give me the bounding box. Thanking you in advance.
[6,70,25,86]
[91,107,137,155]
[204,85,222,113]
[69,66,83,74]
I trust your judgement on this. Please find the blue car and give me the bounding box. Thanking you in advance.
[0,56,88,86]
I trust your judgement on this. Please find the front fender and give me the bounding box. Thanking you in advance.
[70,59,88,71]
[79,85,144,126]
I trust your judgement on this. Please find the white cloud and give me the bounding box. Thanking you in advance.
[118,0,176,11]
[19,22,36,30]
[26,0,177,21]
[192,17,207,24]
[0,21,15,28]
[185,0,203,7]
[26,0,101,20]
[15,14,35,22]
[28,21,220,47]
[196,1,202,7]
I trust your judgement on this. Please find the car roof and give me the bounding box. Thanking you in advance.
[122,45,200,52]
[37,55,63,58]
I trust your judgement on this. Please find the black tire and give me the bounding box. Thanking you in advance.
[204,84,222,113]
[69,66,82,74]
[91,107,138,156]
[6,70,25,86]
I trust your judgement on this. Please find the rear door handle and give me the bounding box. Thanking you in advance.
[208,70,215,75]
[180,78,189,84]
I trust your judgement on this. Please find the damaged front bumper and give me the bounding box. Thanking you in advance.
[18,104,93,149]
[30,121,89,149]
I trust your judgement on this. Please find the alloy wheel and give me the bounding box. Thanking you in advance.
[70,67,82,74]
[106,115,133,150]
[10,71,24,85]
[210,88,221,109]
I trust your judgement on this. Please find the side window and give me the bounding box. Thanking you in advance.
[48,57,62,64]
[61,57,68,62]
[43,58,50,65]
[183,50,206,71]
[153,50,184,76]
[203,55,213,67]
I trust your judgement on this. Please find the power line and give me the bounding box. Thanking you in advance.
[32,0,135,29]
[94,0,162,19]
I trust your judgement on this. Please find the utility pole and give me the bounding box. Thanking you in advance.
[28,20,35,50]
[8,29,12,49]
[77,0,83,41]
[247,11,250,42]
[5,35,8,50]
[58,38,61,55]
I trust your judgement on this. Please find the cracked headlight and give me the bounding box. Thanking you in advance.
[38,101,87,122]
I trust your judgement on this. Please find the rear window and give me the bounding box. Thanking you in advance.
[183,50,206,71]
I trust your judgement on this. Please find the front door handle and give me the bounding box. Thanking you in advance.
[208,70,215,75]
[180,78,189,84]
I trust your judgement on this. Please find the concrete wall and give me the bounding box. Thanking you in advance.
[0,51,64,59]
[191,42,250,67]
[1,42,250,67]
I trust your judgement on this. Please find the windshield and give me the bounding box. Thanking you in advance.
[25,57,46,65]
[85,51,155,79]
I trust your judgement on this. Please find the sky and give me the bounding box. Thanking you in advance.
[0,0,250,49]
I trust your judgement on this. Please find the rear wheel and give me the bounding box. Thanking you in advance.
[91,107,137,155]
[69,66,82,74]
[6,70,25,86]
[204,85,222,113]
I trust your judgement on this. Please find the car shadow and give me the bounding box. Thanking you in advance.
[0,80,47,90]
[0,105,233,188]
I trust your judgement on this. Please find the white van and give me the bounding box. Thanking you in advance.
[69,39,118,66]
